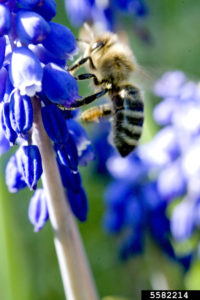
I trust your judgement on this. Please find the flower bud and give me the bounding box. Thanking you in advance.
[17,145,43,190]
[0,35,5,68]
[55,133,78,172]
[0,102,17,144]
[0,4,11,36]
[5,154,27,192]
[58,162,81,192]
[35,0,56,21]
[41,104,69,143]
[42,22,77,60]
[30,44,66,67]
[16,0,43,9]
[0,66,7,102]
[10,47,43,97]
[67,186,88,222]
[67,119,94,166]
[28,189,49,231]
[9,90,33,134]
[42,63,80,106]
[16,11,50,45]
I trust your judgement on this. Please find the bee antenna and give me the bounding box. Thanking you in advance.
[76,38,90,45]
[83,22,94,40]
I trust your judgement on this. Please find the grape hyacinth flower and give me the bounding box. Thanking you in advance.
[103,152,193,270]
[65,0,149,41]
[102,71,200,271]
[154,71,200,251]
[0,1,98,299]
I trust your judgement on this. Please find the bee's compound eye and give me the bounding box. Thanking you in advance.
[91,41,104,51]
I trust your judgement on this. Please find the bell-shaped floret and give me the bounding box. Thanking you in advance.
[0,4,11,36]
[67,119,94,166]
[16,0,43,9]
[30,44,66,67]
[55,133,78,172]
[9,89,33,134]
[42,63,80,106]
[67,186,88,222]
[0,66,7,102]
[41,104,69,143]
[10,47,43,97]
[35,0,56,21]
[28,188,49,231]
[0,102,17,144]
[0,124,10,155]
[0,36,5,68]
[17,145,43,190]
[16,10,50,45]
[5,154,27,192]
[42,22,77,60]
[58,162,81,192]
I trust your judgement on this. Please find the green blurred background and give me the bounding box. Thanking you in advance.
[1,1,200,299]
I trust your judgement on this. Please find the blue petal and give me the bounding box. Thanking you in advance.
[5,154,27,192]
[16,10,50,44]
[35,0,56,21]
[171,200,195,241]
[17,145,43,190]
[154,70,186,98]
[64,0,93,26]
[66,186,88,222]
[0,36,6,68]
[41,104,69,143]
[104,180,132,209]
[0,4,11,36]
[0,66,7,102]
[124,197,144,227]
[28,189,49,231]
[55,134,78,172]
[0,102,17,144]
[10,47,43,96]
[9,90,33,134]
[102,209,124,233]
[58,162,82,192]
[67,119,94,166]
[0,125,10,155]
[42,22,77,60]
[16,0,43,9]
[30,44,66,67]
[42,63,80,106]
[119,230,144,260]
[153,98,178,125]
[157,161,186,201]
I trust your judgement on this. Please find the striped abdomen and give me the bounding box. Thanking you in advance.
[112,85,144,157]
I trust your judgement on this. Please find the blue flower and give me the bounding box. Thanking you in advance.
[64,0,148,31]
[101,71,200,268]
[0,0,93,229]
[28,188,49,231]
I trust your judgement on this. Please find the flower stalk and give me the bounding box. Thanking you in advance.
[31,98,99,300]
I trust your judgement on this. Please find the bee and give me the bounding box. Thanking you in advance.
[66,27,144,157]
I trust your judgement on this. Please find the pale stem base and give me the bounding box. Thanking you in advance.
[32,98,99,300]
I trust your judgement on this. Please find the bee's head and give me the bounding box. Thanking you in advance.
[88,33,118,56]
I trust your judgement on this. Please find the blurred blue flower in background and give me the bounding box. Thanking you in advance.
[0,0,94,230]
[100,70,200,271]
[65,0,149,39]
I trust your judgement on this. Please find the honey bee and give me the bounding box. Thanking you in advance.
[67,27,144,157]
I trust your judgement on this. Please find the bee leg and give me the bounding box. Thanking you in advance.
[80,104,112,122]
[75,73,109,86]
[75,73,96,80]
[70,88,109,108]
[68,56,95,72]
